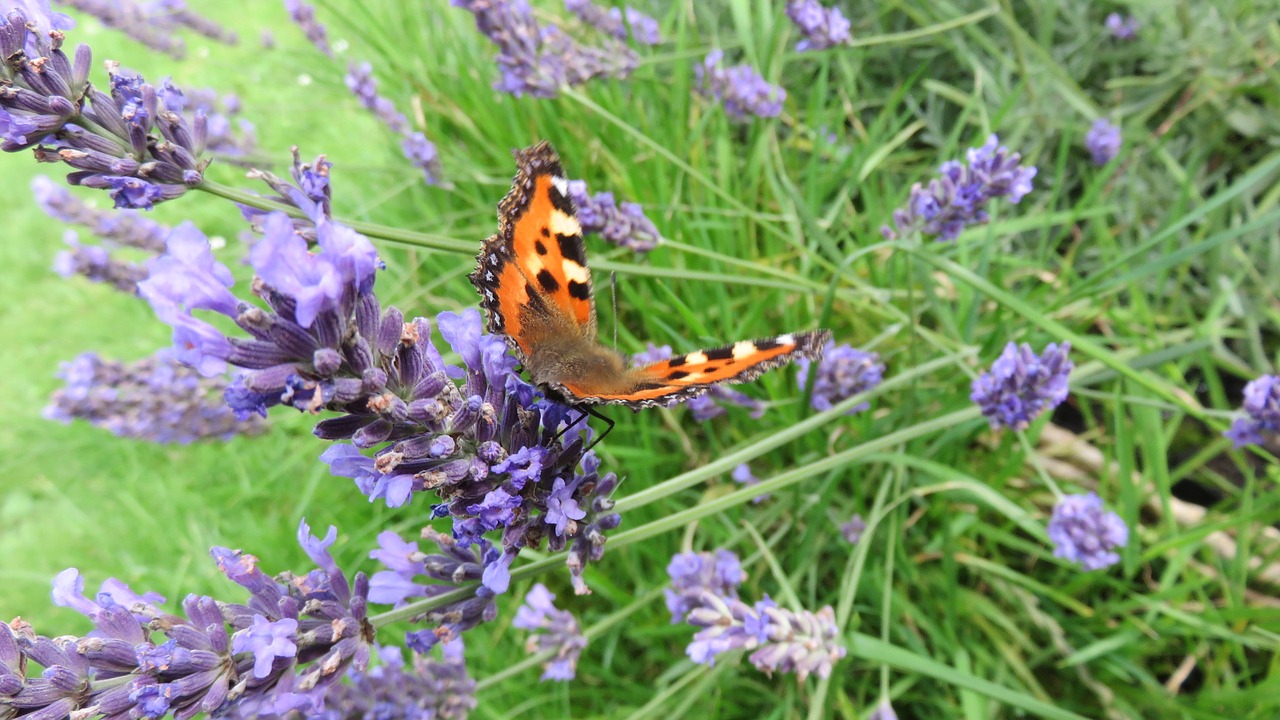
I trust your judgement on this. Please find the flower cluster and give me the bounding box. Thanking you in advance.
[285,0,333,56]
[1104,13,1140,41]
[881,134,1037,241]
[668,550,846,680]
[313,643,476,720]
[165,83,258,160]
[53,229,148,291]
[696,50,786,120]
[7,521,373,719]
[1,7,212,209]
[452,0,638,98]
[664,549,745,623]
[1225,374,1280,448]
[33,175,170,251]
[731,463,769,503]
[345,62,443,185]
[785,0,851,52]
[565,178,660,252]
[1046,492,1128,570]
[513,584,588,681]
[633,344,765,419]
[564,0,660,45]
[1085,118,1121,166]
[797,340,883,413]
[57,0,238,58]
[970,341,1073,431]
[44,348,267,442]
[839,514,866,544]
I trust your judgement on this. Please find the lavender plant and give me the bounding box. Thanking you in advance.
[695,50,786,120]
[970,342,1073,431]
[512,584,587,681]
[1084,118,1121,166]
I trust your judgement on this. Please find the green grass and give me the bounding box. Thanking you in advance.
[2,0,1279,717]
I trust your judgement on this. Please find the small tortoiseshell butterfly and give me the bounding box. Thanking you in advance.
[469,141,830,414]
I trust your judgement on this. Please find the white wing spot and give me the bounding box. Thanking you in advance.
[681,372,705,382]
[776,334,796,346]
[732,341,757,360]
[550,176,569,197]
[562,260,589,284]
[685,351,709,365]
[548,209,582,237]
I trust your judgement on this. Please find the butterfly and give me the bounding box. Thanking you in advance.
[469,141,830,423]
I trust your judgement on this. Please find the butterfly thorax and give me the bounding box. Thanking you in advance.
[525,336,635,403]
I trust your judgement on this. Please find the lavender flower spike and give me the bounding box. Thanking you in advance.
[839,514,866,544]
[513,583,588,681]
[344,62,444,185]
[881,134,1037,242]
[566,178,660,252]
[317,642,477,720]
[565,0,661,46]
[797,339,884,413]
[685,594,846,680]
[696,50,786,120]
[785,0,851,52]
[53,229,148,292]
[1046,492,1128,570]
[664,549,745,622]
[1085,118,1121,166]
[1104,12,1140,40]
[284,0,333,56]
[970,341,1073,431]
[33,175,169,251]
[1224,374,1280,448]
[43,348,267,442]
[57,0,187,58]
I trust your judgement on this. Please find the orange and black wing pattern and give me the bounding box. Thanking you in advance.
[553,330,832,408]
[469,142,597,359]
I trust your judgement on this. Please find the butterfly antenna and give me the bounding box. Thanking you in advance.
[610,270,619,352]
[551,408,589,446]
[584,406,615,452]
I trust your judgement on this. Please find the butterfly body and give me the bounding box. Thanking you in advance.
[470,142,830,410]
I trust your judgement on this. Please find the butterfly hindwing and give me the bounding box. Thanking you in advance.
[553,330,832,407]
[470,142,597,360]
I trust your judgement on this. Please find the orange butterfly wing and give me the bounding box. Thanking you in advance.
[554,331,832,408]
[470,142,596,359]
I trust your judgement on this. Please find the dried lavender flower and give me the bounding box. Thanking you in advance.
[797,340,883,413]
[1046,492,1128,570]
[513,584,587,681]
[696,50,786,120]
[881,134,1036,242]
[565,178,659,252]
[1224,374,1280,448]
[1084,118,1121,166]
[564,0,660,45]
[970,341,1073,431]
[44,348,267,442]
[453,0,638,98]
[785,0,851,52]
[1104,12,1140,40]
[664,549,745,622]
[684,593,846,681]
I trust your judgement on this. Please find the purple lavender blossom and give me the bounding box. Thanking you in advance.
[0,11,211,207]
[1104,12,1140,40]
[33,520,374,719]
[402,131,444,186]
[696,50,786,120]
[881,134,1037,242]
[57,0,187,57]
[564,0,660,45]
[684,593,846,680]
[1225,374,1280,448]
[565,178,659,252]
[53,229,148,291]
[315,642,476,720]
[33,175,169,251]
[43,348,268,442]
[513,584,588,681]
[796,340,883,413]
[785,0,851,52]
[158,0,239,45]
[284,0,333,56]
[839,514,866,544]
[731,463,769,503]
[664,549,745,622]
[970,342,1073,431]
[1084,118,1121,166]
[632,343,765,419]
[453,0,638,98]
[1046,492,1128,570]
[345,61,410,133]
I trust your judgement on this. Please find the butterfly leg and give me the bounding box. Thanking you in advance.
[583,405,614,452]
